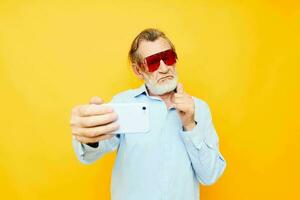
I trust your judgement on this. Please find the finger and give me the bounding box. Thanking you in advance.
[71,105,80,116]
[173,98,186,105]
[173,94,193,103]
[171,92,183,103]
[72,121,120,137]
[173,93,187,102]
[174,93,184,98]
[89,96,103,105]
[77,112,118,128]
[176,82,184,94]
[174,103,189,112]
[74,133,115,144]
[79,104,113,117]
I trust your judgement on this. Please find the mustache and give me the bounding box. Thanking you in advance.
[158,75,174,82]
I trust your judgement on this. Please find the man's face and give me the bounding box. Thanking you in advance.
[137,37,178,95]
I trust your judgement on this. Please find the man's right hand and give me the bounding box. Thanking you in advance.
[70,96,119,144]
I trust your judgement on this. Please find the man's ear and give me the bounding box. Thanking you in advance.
[132,63,144,80]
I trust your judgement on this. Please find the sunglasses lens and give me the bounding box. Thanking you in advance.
[162,50,177,66]
[145,49,177,72]
[146,54,160,72]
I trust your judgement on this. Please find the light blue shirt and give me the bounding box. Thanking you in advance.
[72,84,226,200]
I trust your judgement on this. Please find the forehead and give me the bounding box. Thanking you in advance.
[138,37,172,58]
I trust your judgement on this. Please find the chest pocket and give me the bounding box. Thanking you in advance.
[121,100,166,149]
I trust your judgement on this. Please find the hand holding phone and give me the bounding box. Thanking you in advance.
[70,96,119,144]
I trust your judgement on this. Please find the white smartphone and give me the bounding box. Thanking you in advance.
[103,103,149,134]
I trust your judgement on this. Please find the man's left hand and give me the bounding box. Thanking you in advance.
[171,83,196,131]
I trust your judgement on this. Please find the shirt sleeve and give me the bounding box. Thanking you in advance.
[72,94,124,165]
[179,97,226,185]
[72,135,120,165]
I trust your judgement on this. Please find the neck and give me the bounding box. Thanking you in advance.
[146,86,175,109]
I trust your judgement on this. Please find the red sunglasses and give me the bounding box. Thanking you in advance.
[143,49,177,72]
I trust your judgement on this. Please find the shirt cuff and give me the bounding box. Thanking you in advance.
[82,142,100,151]
[81,135,120,152]
[179,120,206,150]
[86,142,99,148]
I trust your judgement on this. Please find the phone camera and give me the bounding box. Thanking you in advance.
[142,106,146,110]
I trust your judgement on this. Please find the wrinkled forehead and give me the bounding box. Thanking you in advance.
[138,37,172,58]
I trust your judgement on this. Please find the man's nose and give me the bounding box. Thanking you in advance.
[158,60,168,72]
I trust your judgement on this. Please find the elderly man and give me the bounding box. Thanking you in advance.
[71,28,226,200]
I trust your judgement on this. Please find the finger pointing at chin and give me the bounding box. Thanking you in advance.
[176,82,184,94]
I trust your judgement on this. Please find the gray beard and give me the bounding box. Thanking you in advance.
[145,75,178,95]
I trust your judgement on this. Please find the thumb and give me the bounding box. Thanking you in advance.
[176,82,184,94]
[89,96,103,105]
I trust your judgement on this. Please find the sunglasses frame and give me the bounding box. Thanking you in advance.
[142,49,177,72]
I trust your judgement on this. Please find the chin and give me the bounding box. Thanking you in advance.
[146,76,178,95]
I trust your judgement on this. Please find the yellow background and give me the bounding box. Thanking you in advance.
[0,0,299,199]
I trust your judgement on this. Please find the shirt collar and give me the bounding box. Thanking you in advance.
[133,83,149,98]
